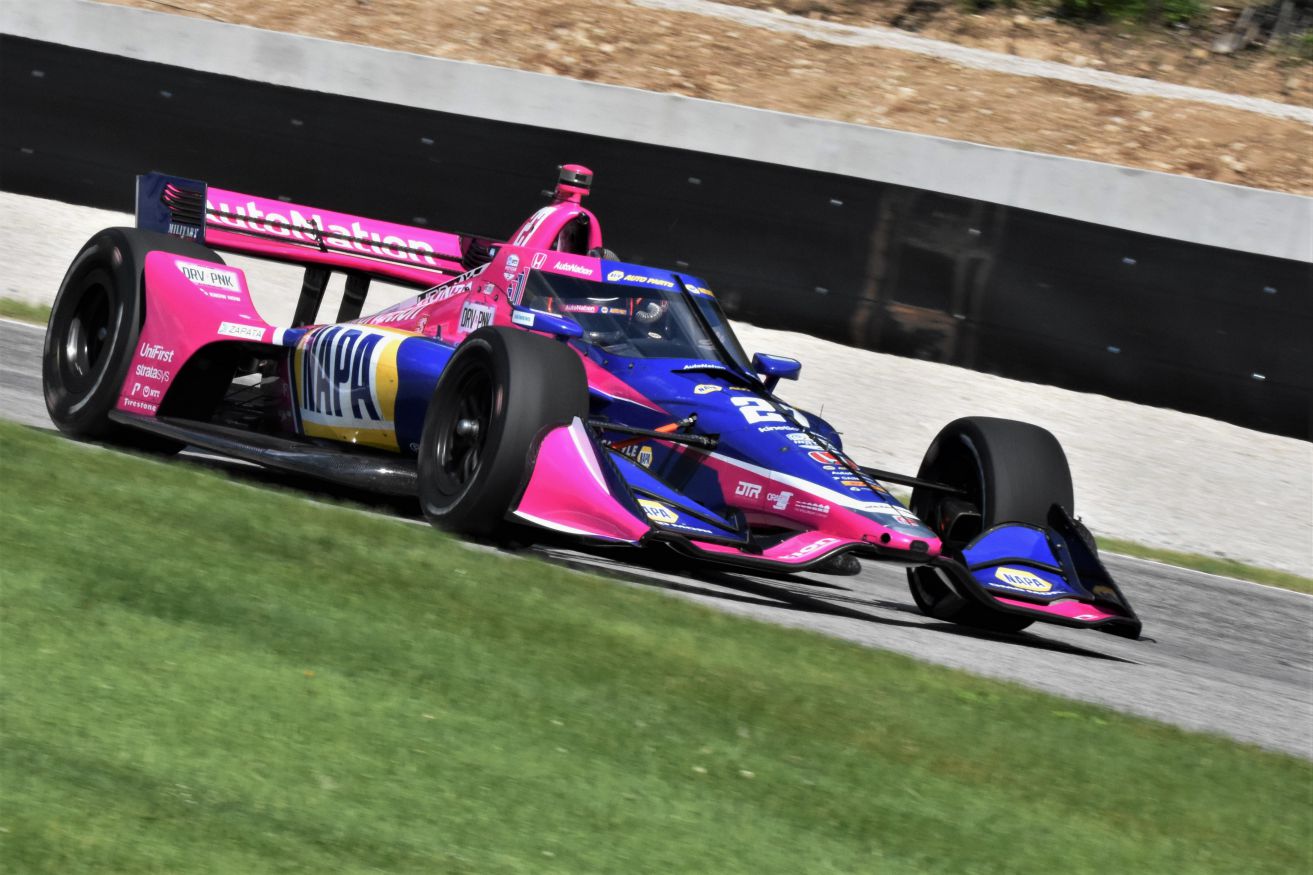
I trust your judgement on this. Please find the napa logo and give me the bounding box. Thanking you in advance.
[296,325,402,450]
[638,499,678,524]
[994,566,1053,593]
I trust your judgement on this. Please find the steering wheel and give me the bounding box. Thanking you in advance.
[584,329,626,346]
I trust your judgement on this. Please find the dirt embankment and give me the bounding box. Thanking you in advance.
[103,0,1311,194]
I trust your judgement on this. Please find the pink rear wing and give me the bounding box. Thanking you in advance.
[136,172,488,289]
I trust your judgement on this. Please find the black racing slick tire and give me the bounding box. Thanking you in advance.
[417,326,589,536]
[42,227,227,453]
[906,417,1075,634]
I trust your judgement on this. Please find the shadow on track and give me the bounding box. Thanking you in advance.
[35,427,1138,664]
[527,537,1141,665]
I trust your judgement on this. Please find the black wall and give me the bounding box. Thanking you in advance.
[3,36,1309,438]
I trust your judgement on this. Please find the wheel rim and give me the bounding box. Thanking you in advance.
[909,567,951,614]
[58,275,114,394]
[430,364,495,498]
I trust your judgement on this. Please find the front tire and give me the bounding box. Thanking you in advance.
[417,327,588,536]
[907,417,1074,634]
[42,227,226,452]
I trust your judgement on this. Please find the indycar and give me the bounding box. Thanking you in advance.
[42,165,1140,638]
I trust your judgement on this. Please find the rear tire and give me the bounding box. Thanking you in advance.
[907,417,1074,634]
[417,327,588,536]
[42,227,226,453]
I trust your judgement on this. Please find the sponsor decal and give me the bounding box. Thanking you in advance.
[420,264,488,298]
[809,451,839,465]
[795,500,830,516]
[638,499,678,524]
[841,479,866,487]
[206,199,444,267]
[134,363,170,383]
[459,301,496,333]
[218,321,266,341]
[531,252,548,269]
[665,521,714,534]
[757,425,794,433]
[177,260,241,291]
[767,490,792,511]
[610,272,675,288]
[693,384,721,395]
[994,566,1053,593]
[507,271,527,304]
[120,395,158,412]
[735,481,762,499]
[512,310,535,327]
[138,342,175,363]
[730,395,785,425]
[419,265,489,305]
[786,432,821,450]
[295,325,401,451]
[128,381,164,402]
[552,260,595,277]
[506,254,520,271]
[781,537,841,561]
[620,444,654,468]
[685,284,714,297]
[362,303,426,326]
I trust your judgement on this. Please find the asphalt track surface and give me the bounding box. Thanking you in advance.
[3,318,1310,759]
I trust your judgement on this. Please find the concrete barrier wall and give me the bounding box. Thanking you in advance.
[3,0,1310,263]
[2,2,1309,438]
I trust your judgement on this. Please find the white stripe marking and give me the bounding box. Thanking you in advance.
[513,509,627,540]
[0,318,46,331]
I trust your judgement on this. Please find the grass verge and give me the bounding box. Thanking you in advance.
[0,296,50,325]
[1099,537,1312,594]
[1,421,1310,874]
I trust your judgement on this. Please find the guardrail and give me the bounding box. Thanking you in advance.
[1,1,1309,438]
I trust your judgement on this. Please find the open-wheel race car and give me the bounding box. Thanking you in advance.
[42,164,1141,638]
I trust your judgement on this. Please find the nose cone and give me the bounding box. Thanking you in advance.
[863,523,942,559]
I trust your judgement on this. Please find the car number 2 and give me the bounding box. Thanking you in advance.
[731,396,785,424]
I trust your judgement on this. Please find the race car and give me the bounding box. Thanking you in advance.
[41,164,1141,638]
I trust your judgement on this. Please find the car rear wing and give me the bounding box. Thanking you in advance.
[135,172,499,323]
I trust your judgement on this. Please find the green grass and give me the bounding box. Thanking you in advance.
[0,296,50,325]
[2,423,1311,874]
[1099,537,1313,594]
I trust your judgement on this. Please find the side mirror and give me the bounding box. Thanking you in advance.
[511,306,583,340]
[751,352,801,391]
